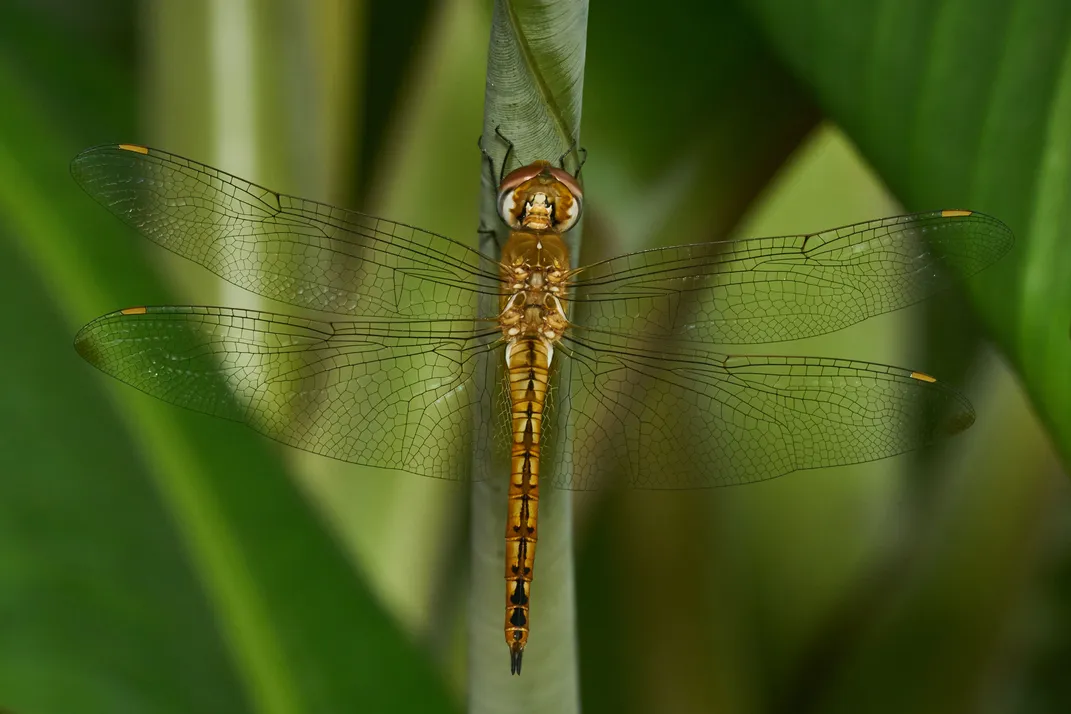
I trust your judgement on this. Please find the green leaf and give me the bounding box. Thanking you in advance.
[731,2,1071,711]
[0,9,456,714]
[580,0,819,255]
[575,2,821,711]
[745,0,1071,470]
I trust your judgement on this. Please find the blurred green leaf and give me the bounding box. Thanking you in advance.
[727,1,1071,712]
[744,0,1071,470]
[0,8,456,714]
[355,0,435,199]
[0,222,248,714]
[576,2,819,711]
[581,0,819,256]
[797,367,1057,714]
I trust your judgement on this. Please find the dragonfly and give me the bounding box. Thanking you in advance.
[72,143,1012,674]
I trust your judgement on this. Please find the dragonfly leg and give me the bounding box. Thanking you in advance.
[553,137,586,180]
[574,146,588,180]
[477,133,498,187]
[493,126,517,184]
[477,127,518,185]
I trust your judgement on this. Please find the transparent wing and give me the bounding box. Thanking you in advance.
[71,145,506,318]
[570,211,1012,343]
[549,331,974,490]
[75,306,504,480]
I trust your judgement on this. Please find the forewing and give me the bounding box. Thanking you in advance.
[570,211,1012,343]
[551,331,974,490]
[71,145,505,318]
[75,306,503,480]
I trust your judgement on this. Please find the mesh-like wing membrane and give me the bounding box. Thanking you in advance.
[75,306,503,480]
[72,145,1009,487]
[553,332,973,489]
[571,211,1012,343]
[71,145,506,318]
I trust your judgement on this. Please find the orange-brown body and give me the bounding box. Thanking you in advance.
[498,231,570,674]
[494,161,578,674]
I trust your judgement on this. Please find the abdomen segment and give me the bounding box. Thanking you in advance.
[504,337,551,674]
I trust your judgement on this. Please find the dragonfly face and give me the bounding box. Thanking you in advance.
[497,160,582,232]
[71,144,1013,675]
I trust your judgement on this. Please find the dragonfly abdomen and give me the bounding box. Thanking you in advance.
[503,337,551,675]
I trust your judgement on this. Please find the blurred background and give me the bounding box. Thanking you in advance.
[2,1,1070,713]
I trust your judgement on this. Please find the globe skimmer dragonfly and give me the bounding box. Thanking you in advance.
[71,144,1012,673]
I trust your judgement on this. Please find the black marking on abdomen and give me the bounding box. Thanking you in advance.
[510,579,529,606]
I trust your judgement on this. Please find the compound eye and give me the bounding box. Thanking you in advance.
[547,166,583,202]
[497,163,544,227]
[497,188,523,229]
[555,196,581,232]
[550,193,581,233]
[547,166,583,231]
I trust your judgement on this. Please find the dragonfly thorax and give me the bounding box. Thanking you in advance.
[499,287,569,343]
[499,232,571,345]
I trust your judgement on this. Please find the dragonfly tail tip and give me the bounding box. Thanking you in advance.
[510,645,524,675]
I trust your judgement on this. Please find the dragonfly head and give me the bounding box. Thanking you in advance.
[497,160,583,233]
